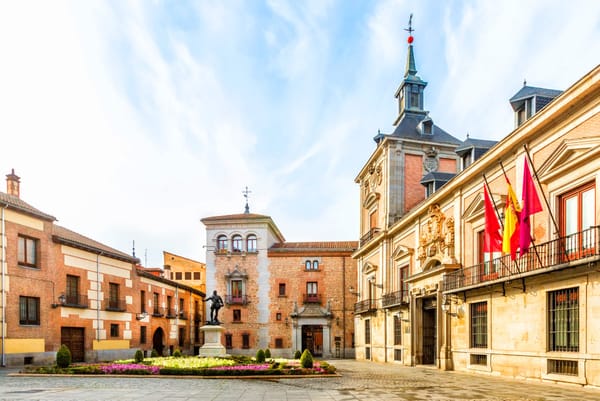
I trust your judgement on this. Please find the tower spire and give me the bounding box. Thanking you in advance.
[242,186,252,214]
[404,13,417,77]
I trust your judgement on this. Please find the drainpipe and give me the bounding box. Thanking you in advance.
[342,255,346,359]
[1,204,6,367]
[96,252,102,342]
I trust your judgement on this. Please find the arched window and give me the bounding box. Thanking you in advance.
[312,260,319,270]
[232,235,243,252]
[216,235,228,252]
[246,235,257,252]
[305,260,312,270]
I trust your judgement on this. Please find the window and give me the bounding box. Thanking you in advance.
[399,266,408,297]
[225,334,233,349]
[167,295,174,317]
[410,85,420,109]
[242,333,250,349]
[66,275,80,305]
[184,272,191,280]
[108,283,120,310]
[305,260,319,270]
[175,272,182,280]
[276,312,282,321]
[217,235,228,251]
[140,326,147,344]
[153,292,161,315]
[110,324,119,337]
[232,235,243,252]
[18,235,38,268]
[306,282,318,302]
[140,290,146,313]
[548,287,579,352]
[246,235,257,252]
[275,338,284,348]
[193,272,201,280]
[278,283,286,296]
[394,315,402,345]
[19,296,40,325]
[305,260,311,270]
[179,327,185,347]
[233,309,241,322]
[561,182,595,257]
[365,319,371,344]
[369,210,378,230]
[313,260,319,270]
[470,302,488,348]
[179,298,185,318]
[231,279,243,302]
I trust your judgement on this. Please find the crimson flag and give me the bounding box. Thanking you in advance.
[483,185,502,254]
[519,158,543,255]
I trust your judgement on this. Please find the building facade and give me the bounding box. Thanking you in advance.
[202,213,357,358]
[163,250,206,294]
[0,173,205,366]
[353,27,600,387]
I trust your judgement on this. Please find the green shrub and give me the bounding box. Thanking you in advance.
[56,344,72,368]
[172,349,182,357]
[300,349,313,368]
[134,350,144,363]
[294,350,302,359]
[150,349,159,357]
[264,348,271,358]
[256,349,265,363]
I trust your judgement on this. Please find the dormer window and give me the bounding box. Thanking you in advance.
[462,153,472,170]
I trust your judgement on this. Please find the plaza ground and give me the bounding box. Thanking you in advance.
[1,359,599,400]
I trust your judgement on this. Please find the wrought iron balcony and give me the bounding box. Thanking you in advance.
[359,228,380,247]
[225,295,248,305]
[165,308,177,318]
[63,293,88,308]
[381,290,410,308]
[152,307,164,317]
[354,298,379,314]
[303,294,322,304]
[105,298,126,312]
[443,226,600,293]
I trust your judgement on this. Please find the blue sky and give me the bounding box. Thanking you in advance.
[1,1,599,267]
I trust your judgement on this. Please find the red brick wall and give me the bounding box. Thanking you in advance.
[405,153,425,211]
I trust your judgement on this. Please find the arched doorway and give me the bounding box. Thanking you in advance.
[153,327,165,356]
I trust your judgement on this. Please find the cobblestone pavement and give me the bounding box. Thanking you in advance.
[1,359,600,401]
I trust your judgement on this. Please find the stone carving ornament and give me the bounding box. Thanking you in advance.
[417,204,455,266]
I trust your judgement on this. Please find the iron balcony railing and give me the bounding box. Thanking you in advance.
[105,298,126,312]
[63,293,88,308]
[443,226,600,292]
[381,290,410,308]
[225,295,249,305]
[360,228,380,247]
[152,307,165,317]
[303,294,322,304]
[354,298,379,314]
[166,308,177,318]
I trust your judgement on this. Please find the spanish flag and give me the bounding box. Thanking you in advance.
[502,179,521,260]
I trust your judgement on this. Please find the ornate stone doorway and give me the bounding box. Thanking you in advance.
[302,325,323,356]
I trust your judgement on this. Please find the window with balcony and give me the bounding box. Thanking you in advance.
[560,182,595,257]
[305,282,319,303]
[216,235,228,252]
[19,296,40,325]
[18,235,39,268]
[548,287,579,352]
[246,234,257,252]
[66,275,81,306]
[470,302,488,348]
[232,235,243,252]
[107,283,123,311]
[166,296,175,317]
[153,292,162,316]
[230,279,244,303]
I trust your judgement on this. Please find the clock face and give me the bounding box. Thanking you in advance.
[424,156,438,172]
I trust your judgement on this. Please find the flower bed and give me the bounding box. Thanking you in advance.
[21,356,337,377]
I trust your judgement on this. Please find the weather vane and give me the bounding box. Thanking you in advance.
[405,13,414,44]
[243,186,252,214]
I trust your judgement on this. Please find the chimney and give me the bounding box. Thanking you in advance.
[6,169,20,198]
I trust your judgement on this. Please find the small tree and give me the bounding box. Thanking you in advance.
[150,349,159,358]
[264,348,271,359]
[294,350,302,359]
[173,349,182,357]
[56,344,72,368]
[300,349,313,368]
[134,349,144,363]
[256,349,266,363]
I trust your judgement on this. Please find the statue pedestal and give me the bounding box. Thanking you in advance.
[198,325,227,357]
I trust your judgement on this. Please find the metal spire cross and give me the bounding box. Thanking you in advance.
[404,14,414,35]
[242,186,252,214]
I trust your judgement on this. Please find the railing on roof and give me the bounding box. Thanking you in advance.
[360,228,380,247]
[443,226,600,292]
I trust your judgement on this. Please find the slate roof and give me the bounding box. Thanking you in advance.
[420,172,456,184]
[509,85,563,103]
[269,241,358,253]
[0,191,56,221]
[388,114,462,146]
[52,224,139,263]
[455,137,498,154]
[201,213,271,222]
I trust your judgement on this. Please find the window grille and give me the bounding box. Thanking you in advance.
[548,359,578,376]
[365,319,371,344]
[394,349,402,361]
[548,287,579,352]
[470,354,487,366]
[470,302,487,348]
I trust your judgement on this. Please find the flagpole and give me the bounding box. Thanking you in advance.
[499,161,523,273]
[482,173,510,275]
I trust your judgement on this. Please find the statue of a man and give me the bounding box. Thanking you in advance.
[203,290,224,324]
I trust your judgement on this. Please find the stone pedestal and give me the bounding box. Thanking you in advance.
[198,325,227,357]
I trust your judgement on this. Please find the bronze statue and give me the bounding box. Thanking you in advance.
[203,290,224,324]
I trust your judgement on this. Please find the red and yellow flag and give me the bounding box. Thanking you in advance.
[502,179,521,260]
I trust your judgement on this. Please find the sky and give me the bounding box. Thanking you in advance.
[1,0,599,267]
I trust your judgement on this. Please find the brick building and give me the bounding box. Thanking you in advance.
[163,250,206,294]
[0,172,205,366]
[201,213,357,358]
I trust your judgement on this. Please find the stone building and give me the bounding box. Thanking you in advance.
[353,23,600,386]
[0,172,205,366]
[201,212,357,358]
